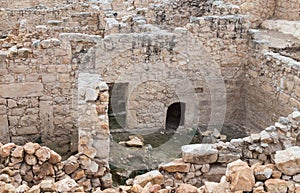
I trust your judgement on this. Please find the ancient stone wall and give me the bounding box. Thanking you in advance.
[245,31,300,130]
[274,0,300,21]
[0,0,89,9]
[223,0,276,27]
[159,111,300,187]
[0,2,105,38]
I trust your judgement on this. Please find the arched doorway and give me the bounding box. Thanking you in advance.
[166,102,185,130]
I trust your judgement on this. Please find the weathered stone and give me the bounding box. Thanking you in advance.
[265,179,287,193]
[226,159,255,192]
[291,111,300,121]
[11,146,24,158]
[0,143,15,157]
[56,178,78,192]
[49,150,61,164]
[3,184,15,193]
[252,163,273,181]
[25,154,37,166]
[40,180,56,192]
[35,147,51,162]
[293,174,300,183]
[64,160,80,174]
[81,145,97,158]
[28,185,40,193]
[133,170,164,187]
[101,173,113,189]
[275,146,300,175]
[217,153,240,163]
[39,101,54,144]
[260,130,273,143]
[176,184,198,193]
[125,136,144,148]
[159,159,190,173]
[24,142,40,155]
[204,177,229,193]
[0,115,9,144]
[14,184,28,193]
[182,144,218,164]
[0,83,43,98]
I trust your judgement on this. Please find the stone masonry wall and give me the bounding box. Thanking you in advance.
[0,2,105,38]
[219,0,276,28]
[159,111,300,187]
[274,0,300,21]
[245,38,300,130]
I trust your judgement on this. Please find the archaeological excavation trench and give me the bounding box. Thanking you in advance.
[0,0,299,192]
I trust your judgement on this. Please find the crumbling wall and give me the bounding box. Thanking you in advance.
[223,0,276,27]
[159,111,300,187]
[0,0,90,9]
[0,2,105,38]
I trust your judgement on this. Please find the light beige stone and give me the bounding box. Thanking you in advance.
[0,83,43,98]
[133,170,164,187]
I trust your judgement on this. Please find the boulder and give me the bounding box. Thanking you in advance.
[182,144,218,164]
[265,179,287,193]
[159,159,190,173]
[133,170,164,187]
[225,159,255,192]
[275,146,300,175]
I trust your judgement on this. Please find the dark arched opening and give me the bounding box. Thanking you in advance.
[166,102,185,130]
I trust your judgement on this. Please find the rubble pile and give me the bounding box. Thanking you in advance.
[0,142,111,192]
[0,111,299,192]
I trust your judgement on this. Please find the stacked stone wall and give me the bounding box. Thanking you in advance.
[274,0,300,21]
[160,111,300,187]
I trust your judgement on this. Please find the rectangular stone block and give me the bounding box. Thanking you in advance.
[40,101,54,142]
[0,83,43,98]
[0,115,9,143]
[16,126,38,135]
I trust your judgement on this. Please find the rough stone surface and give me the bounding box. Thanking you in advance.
[225,160,255,192]
[275,146,300,175]
[133,170,164,187]
[182,144,218,164]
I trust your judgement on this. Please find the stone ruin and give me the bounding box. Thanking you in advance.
[0,0,299,192]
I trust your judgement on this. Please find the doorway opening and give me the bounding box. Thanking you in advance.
[108,83,128,130]
[166,102,185,130]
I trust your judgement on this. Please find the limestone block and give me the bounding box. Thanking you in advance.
[159,159,190,173]
[226,159,255,192]
[182,144,218,164]
[39,101,54,142]
[176,184,198,193]
[0,83,43,98]
[0,115,9,143]
[275,146,300,175]
[133,170,164,187]
[265,179,287,193]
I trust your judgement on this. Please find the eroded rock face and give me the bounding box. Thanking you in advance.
[225,159,255,192]
[275,146,300,175]
[182,144,218,164]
